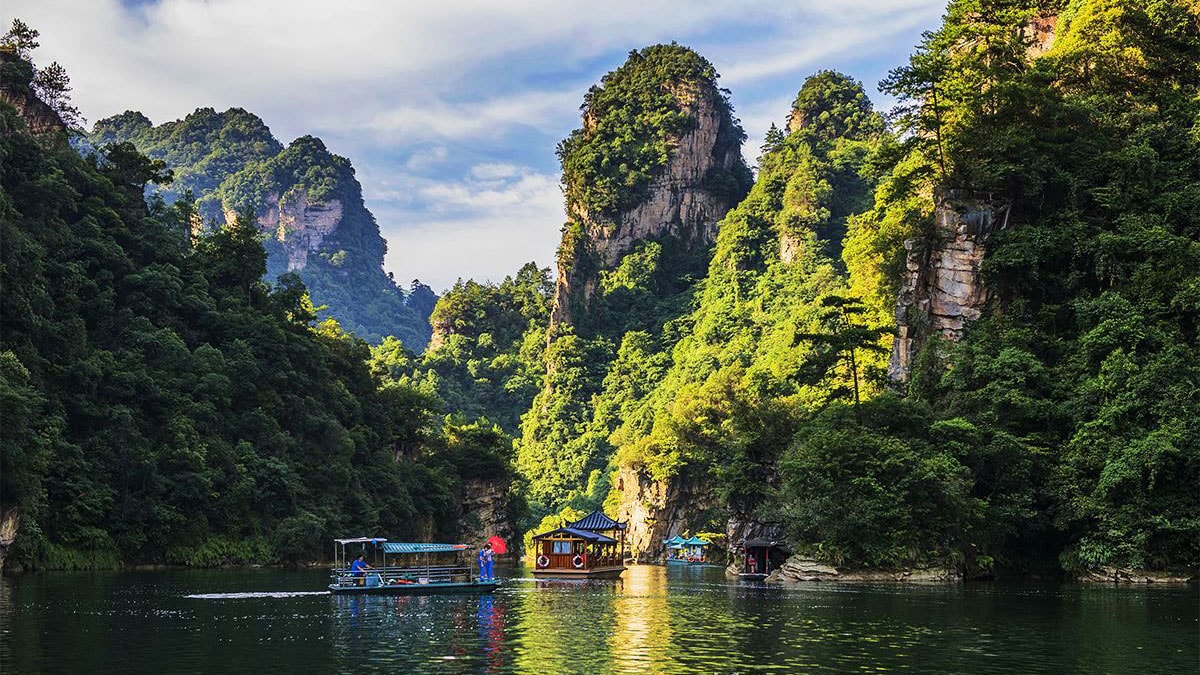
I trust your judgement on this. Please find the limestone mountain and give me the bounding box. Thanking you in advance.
[90,108,433,348]
[516,44,752,510]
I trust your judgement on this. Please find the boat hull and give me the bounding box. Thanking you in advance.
[531,566,626,579]
[328,580,500,595]
[738,572,769,581]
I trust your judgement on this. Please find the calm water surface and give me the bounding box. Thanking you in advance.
[1,564,1196,674]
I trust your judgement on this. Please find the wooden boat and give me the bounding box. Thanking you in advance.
[737,537,782,580]
[531,510,627,579]
[664,535,712,565]
[328,538,500,594]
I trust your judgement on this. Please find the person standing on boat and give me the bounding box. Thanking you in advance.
[478,543,495,581]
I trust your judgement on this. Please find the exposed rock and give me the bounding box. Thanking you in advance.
[615,465,720,562]
[723,518,786,578]
[1076,567,1198,584]
[453,478,515,553]
[1024,15,1057,58]
[889,190,1009,383]
[225,192,344,272]
[0,52,67,136]
[767,554,961,583]
[0,506,19,571]
[549,82,745,332]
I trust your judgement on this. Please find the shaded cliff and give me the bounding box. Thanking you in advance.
[90,109,432,348]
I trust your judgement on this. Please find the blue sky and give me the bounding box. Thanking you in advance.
[4,0,946,291]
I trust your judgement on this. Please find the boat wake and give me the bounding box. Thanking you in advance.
[185,591,331,599]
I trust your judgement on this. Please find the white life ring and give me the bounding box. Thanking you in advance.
[536,555,550,568]
[572,554,585,569]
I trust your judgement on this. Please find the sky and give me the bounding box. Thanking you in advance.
[3,0,947,291]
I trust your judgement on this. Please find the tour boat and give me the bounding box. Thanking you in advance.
[737,537,782,580]
[328,538,500,594]
[664,535,712,565]
[531,510,627,579]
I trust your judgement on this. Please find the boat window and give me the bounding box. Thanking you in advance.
[552,541,571,555]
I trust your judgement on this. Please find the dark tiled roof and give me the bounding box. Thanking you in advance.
[567,510,626,531]
[531,527,618,543]
[742,538,779,548]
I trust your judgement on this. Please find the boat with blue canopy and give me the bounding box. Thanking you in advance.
[328,537,500,594]
[664,534,712,565]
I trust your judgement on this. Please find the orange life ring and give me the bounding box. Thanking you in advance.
[536,555,550,568]
[572,554,585,568]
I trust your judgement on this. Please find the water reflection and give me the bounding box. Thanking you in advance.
[1,566,1197,674]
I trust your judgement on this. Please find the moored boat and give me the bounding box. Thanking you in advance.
[328,538,500,594]
[664,535,712,565]
[531,510,627,578]
[737,537,783,580]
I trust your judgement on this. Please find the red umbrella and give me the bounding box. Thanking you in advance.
[486,535,507,555]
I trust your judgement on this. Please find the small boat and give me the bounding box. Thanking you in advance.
[531,510,627,579]
[664,535,712,565]
[737,537,782,580]
[328,538,500,594]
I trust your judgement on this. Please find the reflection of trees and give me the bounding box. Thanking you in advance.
[609,565,672,674]
[512,579,620,674]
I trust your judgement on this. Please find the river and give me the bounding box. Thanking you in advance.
[1,564,1195,673]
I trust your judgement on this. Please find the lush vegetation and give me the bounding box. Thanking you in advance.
[371,263,553,436]
[557,43,751,221]
[520,2,1197,576]
[516,45,752,525]
[0,54,500,568]
[89,107,433,348]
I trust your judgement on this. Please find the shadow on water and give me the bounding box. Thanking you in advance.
[1,565,1197,674]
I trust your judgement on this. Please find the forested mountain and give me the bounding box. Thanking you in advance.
[2,0,1195,579]
[515,45,753,519]
[89,107,434,348]
[436,1,1195,578]
[0,42,505,569]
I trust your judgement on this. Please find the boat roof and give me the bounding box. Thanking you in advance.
[663,535,687,547]
[566,509,626,531]
[532,527,618,544]
[334,537,387,545]
[743,538,779,548]
[684,536,711,546]
[381,542,470,554]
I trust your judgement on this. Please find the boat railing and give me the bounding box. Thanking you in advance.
[329,564,475,587]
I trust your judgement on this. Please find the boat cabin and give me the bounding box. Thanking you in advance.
[531,510,627,578]
[738,537,782,579]
[328,538,499,594]
[664,535,712,564]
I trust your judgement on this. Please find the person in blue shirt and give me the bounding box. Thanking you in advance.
[478,543,495,581]
[350,554,372,585]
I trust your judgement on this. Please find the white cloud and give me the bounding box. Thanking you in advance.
[375,165,565,290]
[2,0,945,289]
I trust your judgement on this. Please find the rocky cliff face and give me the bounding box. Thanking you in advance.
[549,82,747,332]
[453,478,514,550]
[615,465,719,561]
[889,190,1010,383]
[225,191,344,272]
[0,51,66,135]
[0,507,19,570]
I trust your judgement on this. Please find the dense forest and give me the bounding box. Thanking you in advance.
[1,0,1197,578]
[89,107,435,348]
[448,0,1200,577]
[0,30,508,569]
